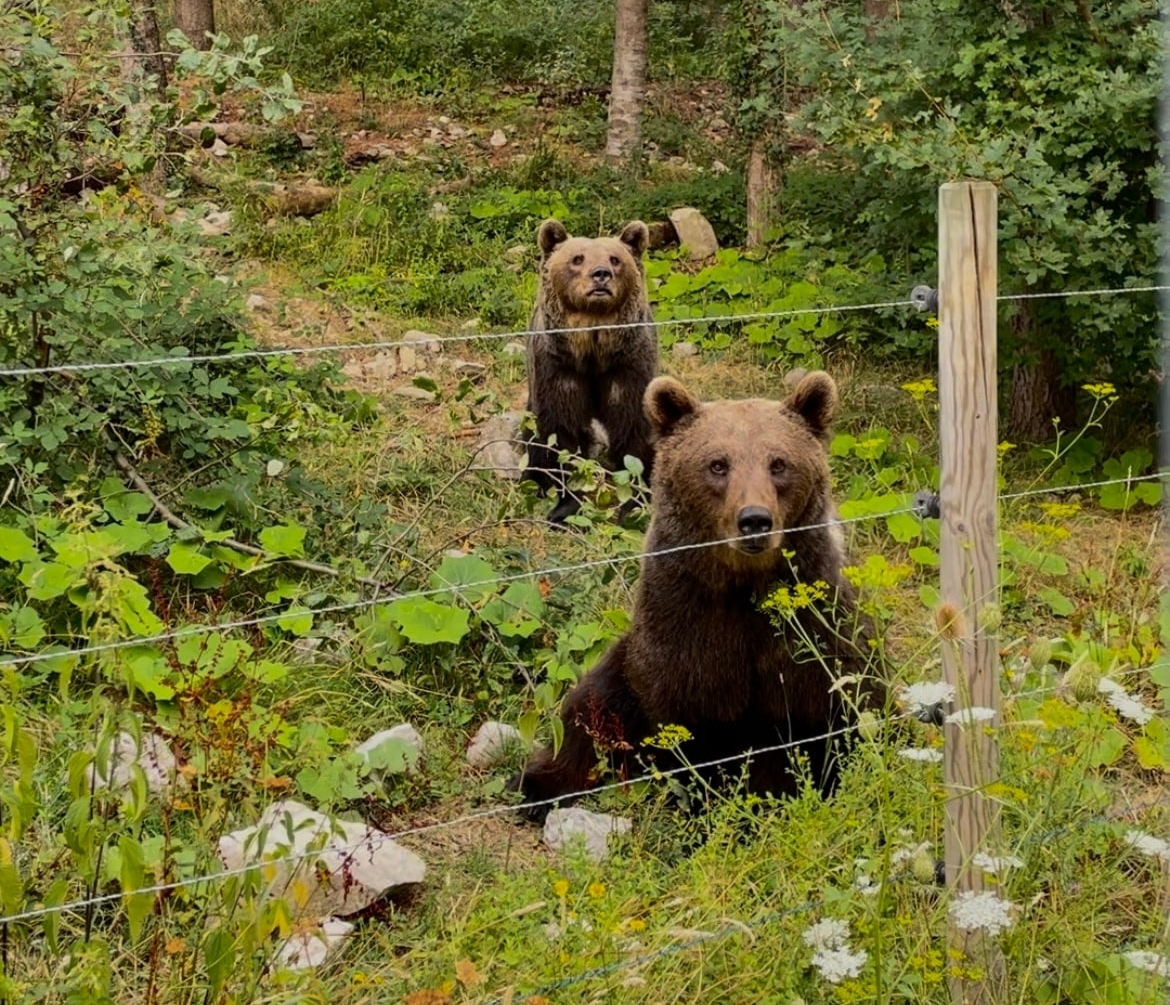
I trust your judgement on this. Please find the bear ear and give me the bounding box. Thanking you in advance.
[785,369,838,437]
[645,376,701,437]
[619,220,649,258]
[537,219,569,257]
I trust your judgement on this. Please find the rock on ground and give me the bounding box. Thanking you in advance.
[275,917,354,971]
[473,412,526,481]
[543,808,632,862]
[87,730,182,798]
[355,724,424,777]
[668,207,719,261]
[466,721,523,769]
[217,799,425,918]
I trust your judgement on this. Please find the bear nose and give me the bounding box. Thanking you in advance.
[589,266,613,283]
[737,506,774,538]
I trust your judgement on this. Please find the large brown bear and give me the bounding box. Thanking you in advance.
[517,370,884,810]
[523,218,658,525]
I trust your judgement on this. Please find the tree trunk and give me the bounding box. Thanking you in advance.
[746,135,779,248]
[605,0,649,163]
[1005,307,1077,443]
[864,0,891,40]
[175,0,215,49]
[123,0,168,191]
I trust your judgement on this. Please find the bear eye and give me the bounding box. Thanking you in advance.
[609,255,620,267]
[571,254,585,266]
[770,458,787,476]
[709,459,729,476]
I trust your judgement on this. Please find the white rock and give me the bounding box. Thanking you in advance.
[502,341,526,356]
[451,359,487,377]
[274,917,354,971]
[474,412,525,481]
[397,345,418,372]
[543,808,631,862]
[466,721,523,769]
[668,207,718,261]
[364,349,399,380]
[391,384,436,402]
[245,293,267,312]
[356,724,423,777]
[402,329,442,356]
[672,341,699,358]
[217,800,425,918]
[210,137,230,158]
[87,730,181,798]
[489,129,508,148]
[199,210,234,237]
[711,160,729,175]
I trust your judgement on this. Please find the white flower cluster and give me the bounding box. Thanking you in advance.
[902,680,956,714]
[945,706,997,726]
[1123,950,1170,977]
[802,918,868,985]
[971,853,1024,875]
[898,747,943,763]
[1097,677,1155,725]
[949,890,1016,937]
[1123,829,1170,863]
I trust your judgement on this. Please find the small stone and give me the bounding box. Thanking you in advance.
[466,721,523,769]
[474,412,525,481]
[86,730,182,798]
[668,206,719,261]
[543,808,631,862]
[709,116,729,131]
[275,917,353,971]
[489,129,508,148]
[402,329,442,356]
[210,137,229,158]
[245,293,267,312]
[217,800,426,918]
[452,359,487,376]
[296,132,318,149]
[437,115,450,125]
[711,160,729,175]
[356,724,423,777]
[672,341,699,358]
[365,349,398,380]
[397,345,418,372]
[502,341,526,356]
[199,210,233,237]
[392,384,436,402]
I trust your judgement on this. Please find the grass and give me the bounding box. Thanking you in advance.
[1,76,1168,1005]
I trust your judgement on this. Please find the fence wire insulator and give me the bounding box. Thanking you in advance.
[911,285,939,314]
[913,489,941,520]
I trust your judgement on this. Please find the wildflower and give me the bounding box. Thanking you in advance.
[552,879,570,899]
[1064,659,1101,702]
[588,882,606,899]
[1039,501,1080,520]
[902,378,937,403]
[949,891,1016,936]
[1123,829,1170,863]
[891,841,933,869]
[972,853,1024,875]
[1123,951,1170,977]
[1098,678,1154,726]
[855,873,880,895]
[811,946,869,984]
[902,681,956,714]
[802,918,851,951]
[945,706,997,726]
[642,724,693,749]
[996,441,1017,456]
[898,747,943,763]
[763,580,829,616]
[1081,381,1117,399]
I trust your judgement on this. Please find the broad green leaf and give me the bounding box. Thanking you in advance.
[118,835,152,942]
[389,597,470,645]
[10,606,46,649]
[204,927,236,998]
[19,562,82,600]
[0,527,39,564]
[1038,587,1075,617]
[885,512,921,543]
[166,542,212,575]
[276,605,314,636]
[429,554,498,605]
[258,523,306,558]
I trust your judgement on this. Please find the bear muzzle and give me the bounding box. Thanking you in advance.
[733,506,779,553]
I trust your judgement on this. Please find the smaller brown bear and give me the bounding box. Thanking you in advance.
[523,219,658,525]
[516,370,884,811]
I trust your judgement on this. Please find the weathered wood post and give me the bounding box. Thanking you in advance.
[937,180,1005,1003]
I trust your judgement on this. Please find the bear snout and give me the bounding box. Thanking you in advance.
[735,505,777,552]
[589,266,613,283]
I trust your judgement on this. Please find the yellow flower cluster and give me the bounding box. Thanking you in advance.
[642,724,694,750]
[1038,500,1081,520]
[901,378,937,403]
[762,579,830,615]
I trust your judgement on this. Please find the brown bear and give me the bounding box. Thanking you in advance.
[523,218,658,525]
[516,370,884,811]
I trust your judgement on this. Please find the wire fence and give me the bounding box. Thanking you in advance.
[0,281,1164,378]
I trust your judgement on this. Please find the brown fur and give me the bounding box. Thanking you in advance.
[524,219,658,525]
[517,371,885,813]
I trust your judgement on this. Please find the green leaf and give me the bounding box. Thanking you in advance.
[258,523,306,558]
[276,604,314,636]
[388,597,470,645]
[10,606,46,649]
[166,542,212,575]
[18,562,82,601]
[118,835,152,942]
[1038,587,1075,617]
[908,546,939,566]
[204,927,236,998]
[0,527,39,564]
[429,554,498,605]
[885,512,921,544]
[481,582,545,638]
[125,653,176,700]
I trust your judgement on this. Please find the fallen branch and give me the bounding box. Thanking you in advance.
[185,165,338,217]
[113,453,396,594]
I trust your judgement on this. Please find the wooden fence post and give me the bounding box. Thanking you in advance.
[937,180,1005,1003]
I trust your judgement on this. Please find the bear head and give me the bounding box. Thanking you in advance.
[643,370,839,566]
[537,218,649,317]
